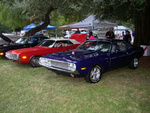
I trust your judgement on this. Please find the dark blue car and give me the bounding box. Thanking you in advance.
[39,39,144,83]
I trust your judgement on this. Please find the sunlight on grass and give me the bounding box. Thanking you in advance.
[0,58,150,113]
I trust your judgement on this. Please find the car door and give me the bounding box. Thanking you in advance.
[110,41,130,69]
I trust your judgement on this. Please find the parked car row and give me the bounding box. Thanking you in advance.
[6,39,81,67]
[0,33,49,57]
[1,33,144,83]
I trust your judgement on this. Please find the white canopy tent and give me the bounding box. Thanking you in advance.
[94,20,117,28]
[114,25,133,42]
[69,15,117,29]
[114,25,132,36]
[114,25,131,31]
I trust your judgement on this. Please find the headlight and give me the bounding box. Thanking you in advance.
[39,57,47,64]
[39,57,51,66]
[5,52,19,60]
[0,52,4,56]
[68,63,76,72]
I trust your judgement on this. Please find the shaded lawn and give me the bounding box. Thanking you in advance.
[0,58,150,113]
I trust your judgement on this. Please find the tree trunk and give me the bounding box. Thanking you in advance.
[24,7,55,36]
[134,1,150,46]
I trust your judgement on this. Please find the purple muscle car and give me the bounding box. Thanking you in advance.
[39,39,144,83]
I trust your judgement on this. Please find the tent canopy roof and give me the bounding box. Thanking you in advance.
[23,22,56,30]
[69,15,117,28]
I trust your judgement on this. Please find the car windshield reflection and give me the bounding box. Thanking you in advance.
[78,40,111,52]
[38,40,55,47]
[15,37,28,44]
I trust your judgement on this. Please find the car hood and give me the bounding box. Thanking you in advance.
[0,33,13,43]
[43,49,100,63]
[8,46,51,54]
[0,43,23,49]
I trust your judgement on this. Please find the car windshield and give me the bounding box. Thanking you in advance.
[78,40,111,52]
[15,37,28,44]
[37,40,55,47]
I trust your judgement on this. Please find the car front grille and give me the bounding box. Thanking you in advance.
[39,57,76,72]
[51,60,69,70]
[5,52,19,60]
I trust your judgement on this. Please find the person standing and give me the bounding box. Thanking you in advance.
[123,30,131,43]
[105,27,115,39]
[89,31,95,40]
[122,31,125,38]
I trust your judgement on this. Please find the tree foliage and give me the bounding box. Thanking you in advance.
[0,1,30,30]
[0,24,13,33]
[92,0,150,46]
[1,0,94,36]
[1,0,149,46]
[93,0,146,20]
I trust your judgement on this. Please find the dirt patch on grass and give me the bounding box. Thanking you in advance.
[139,56,150,70]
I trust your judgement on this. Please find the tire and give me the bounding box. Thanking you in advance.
[29,56,41,67]
[84,65,102,83]
[129,58,139,69]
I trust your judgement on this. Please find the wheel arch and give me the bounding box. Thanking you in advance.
[29,55,42,61]
[29,55,43,67]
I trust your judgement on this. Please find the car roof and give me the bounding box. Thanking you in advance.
[86,39,124,43]
[43,38,80,44]
[23,35,48,38]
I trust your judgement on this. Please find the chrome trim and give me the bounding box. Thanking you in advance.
[39,58,78,74]
[43,65,79,74]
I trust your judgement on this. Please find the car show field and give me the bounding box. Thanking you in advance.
[0,57,150,113]
[1,0,150,112]
[0,35,149,112]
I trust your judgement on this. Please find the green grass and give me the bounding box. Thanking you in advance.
[0,57,150,113]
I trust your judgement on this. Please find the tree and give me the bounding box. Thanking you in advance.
[0,1,30,30]
[92,0,150,46]
[1,0,149,46]
[1,0,93,36]
[0,24,13,33]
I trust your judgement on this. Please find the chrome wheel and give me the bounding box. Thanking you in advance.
[129,57,139,69]
[30,56,40,67]
[85,65,102,83]
[133,58,139,68]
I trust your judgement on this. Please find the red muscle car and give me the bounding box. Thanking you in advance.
[5,34,87,67]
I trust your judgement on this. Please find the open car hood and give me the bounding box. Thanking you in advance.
[70,34,87,43]
[0,33,13,43]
